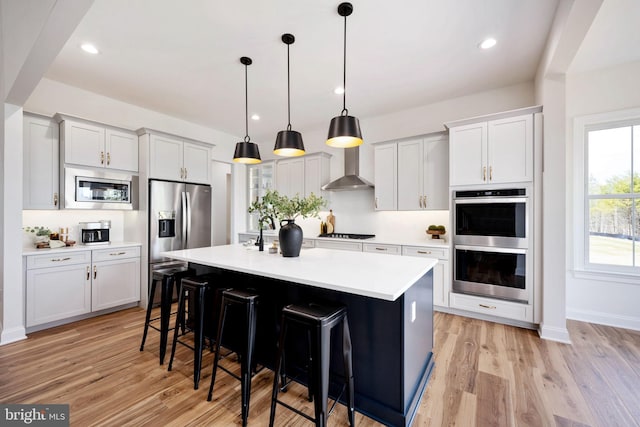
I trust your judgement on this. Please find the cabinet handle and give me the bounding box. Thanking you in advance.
[483,166,487,181]
[479,303,496,310]
[109,252,126,256]
[489,166,493,181]
[86,266,90,280]
[184,168,188,179]
[375,247,388,251]
[375,197,378,209]
[100,151,105,165]
[417,250,432,255]
[53,192,58,207]
[180,167,184,179]
[107,152,111,166]
[50,257,71,262]
[93,265,97,279]
[423,195,427,208]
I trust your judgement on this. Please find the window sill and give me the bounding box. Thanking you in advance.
[572,268,640,285]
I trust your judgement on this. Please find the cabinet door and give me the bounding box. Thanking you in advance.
[23,115,59,209]
[26,264,91,327]
[183,142,211,184]
[149,134,184,181]
[397,139,423,210]
[423,137,449,210]
[432,260,450,308]
[63,120,105,168]
[374,144,397,210]
[276,158,304,198]
[304,154,330,197]
[92,258,141,311]
[488,114,533,183]
[105,129,138,172]
[449,122,487,186]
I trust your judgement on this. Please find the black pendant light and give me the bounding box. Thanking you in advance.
[326,2,363,148]
[233,56,261,164]
[274,33,305,157]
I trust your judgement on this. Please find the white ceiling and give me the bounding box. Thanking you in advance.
[45,0,560,143]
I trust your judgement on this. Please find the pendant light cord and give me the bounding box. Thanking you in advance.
[342,13,348,116]
[287,42,292,131]
[244,62,250,142]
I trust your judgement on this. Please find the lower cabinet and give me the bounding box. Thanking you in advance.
[402,246,450,309]
[25,246,141,329]
[315,240,363,252]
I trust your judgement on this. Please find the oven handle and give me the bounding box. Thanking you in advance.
[455,244,527,254]
[454,197,527,204]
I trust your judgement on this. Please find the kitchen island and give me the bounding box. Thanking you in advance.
[162,244,437,427]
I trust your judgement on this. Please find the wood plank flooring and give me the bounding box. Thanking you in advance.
[1,307,638,426]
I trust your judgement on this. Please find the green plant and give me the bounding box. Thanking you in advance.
[249,189,326,224]
[24,226,52,236]
[427,225,446,232]
[248,190,279,230]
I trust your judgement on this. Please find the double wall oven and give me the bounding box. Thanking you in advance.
[453,188,531,303]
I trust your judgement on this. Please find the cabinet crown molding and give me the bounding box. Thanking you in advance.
[444,105,542,129]
[136,127,214,147]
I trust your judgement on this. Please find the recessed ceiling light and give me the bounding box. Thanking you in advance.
[81,43,99,54]
[251,114,260,121]
[479,38,497,49]
[334,87,345,95]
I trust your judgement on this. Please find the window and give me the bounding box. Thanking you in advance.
[582,117,640,273]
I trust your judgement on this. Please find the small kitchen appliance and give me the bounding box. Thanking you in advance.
[80,220,111,245]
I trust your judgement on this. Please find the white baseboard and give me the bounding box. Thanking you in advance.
[0,326,27,346]
[567,307,640,331]
[538,323,572,344]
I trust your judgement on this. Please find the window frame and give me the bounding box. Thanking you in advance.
[573,107,640,284]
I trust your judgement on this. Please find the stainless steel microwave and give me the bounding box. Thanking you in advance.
[63,167,138,210]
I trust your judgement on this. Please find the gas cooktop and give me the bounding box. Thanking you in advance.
[317,233,375,240]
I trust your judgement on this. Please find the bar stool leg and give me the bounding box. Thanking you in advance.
[207,300,229,402]
[193,285,206,389]
[240,300,257,427]
[269,315,288,427]
[168,283,187,371]
[140,278,158,351]
[311,326,332,427]
[342,317,355,427]
[159,275,174,364]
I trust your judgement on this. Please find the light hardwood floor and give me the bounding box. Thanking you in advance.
[1,308,639,426]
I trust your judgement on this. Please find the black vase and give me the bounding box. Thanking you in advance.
[279,219,303,257]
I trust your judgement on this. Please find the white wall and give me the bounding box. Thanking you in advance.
[565,60,640,330]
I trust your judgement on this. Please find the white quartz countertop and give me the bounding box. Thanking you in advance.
[22,241,142,256]
[239,231,450,248]
[162,244,437,301]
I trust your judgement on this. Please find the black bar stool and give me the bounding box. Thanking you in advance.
[140,266,194,364]
[167,275,229,389]
[269,302,355,427]
[207,289,259,427]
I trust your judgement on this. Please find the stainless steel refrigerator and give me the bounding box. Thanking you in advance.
[148,179,212,300]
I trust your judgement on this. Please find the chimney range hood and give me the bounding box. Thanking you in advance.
[322,147,374,191]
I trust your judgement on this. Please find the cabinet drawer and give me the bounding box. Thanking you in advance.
[302,239,315,249]
[92,246,140,262]
[26,250,92,269]
[449,293,531,322]
[315,240,363,252]
[402,246,448,259]
[363,243,401,255]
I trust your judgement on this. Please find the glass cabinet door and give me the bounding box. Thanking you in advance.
[247,161,275,231]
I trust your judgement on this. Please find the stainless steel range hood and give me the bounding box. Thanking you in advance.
[322,147,374,191]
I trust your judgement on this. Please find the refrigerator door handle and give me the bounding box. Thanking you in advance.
[185,191,192,248]
[181,191,188,248]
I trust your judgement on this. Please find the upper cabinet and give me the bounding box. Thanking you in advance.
[374,133,448,211]
[56,114,138,173]
[303,153,331,197]
[448,111,534,186]
[275,153,331,199]
[143,130,212,184]
[397,135,449,210]
[23,113,60,209]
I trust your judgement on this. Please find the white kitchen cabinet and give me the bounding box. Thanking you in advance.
[397,135,448,210]
[25,251,92,327]
[449,113,533,186]
[362,243,401,255]
[92,247,141,311]
[146,131,211,184]
[23,113,60,209]
[25,245,141,330]
[449,292,532,322]
[315,239,363,252]
[57,115,138,173]
[276,157,304,198]
[374,143,397,210]
[304,153,331,198]
[402,245,450,308]
[247,161,275,231]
